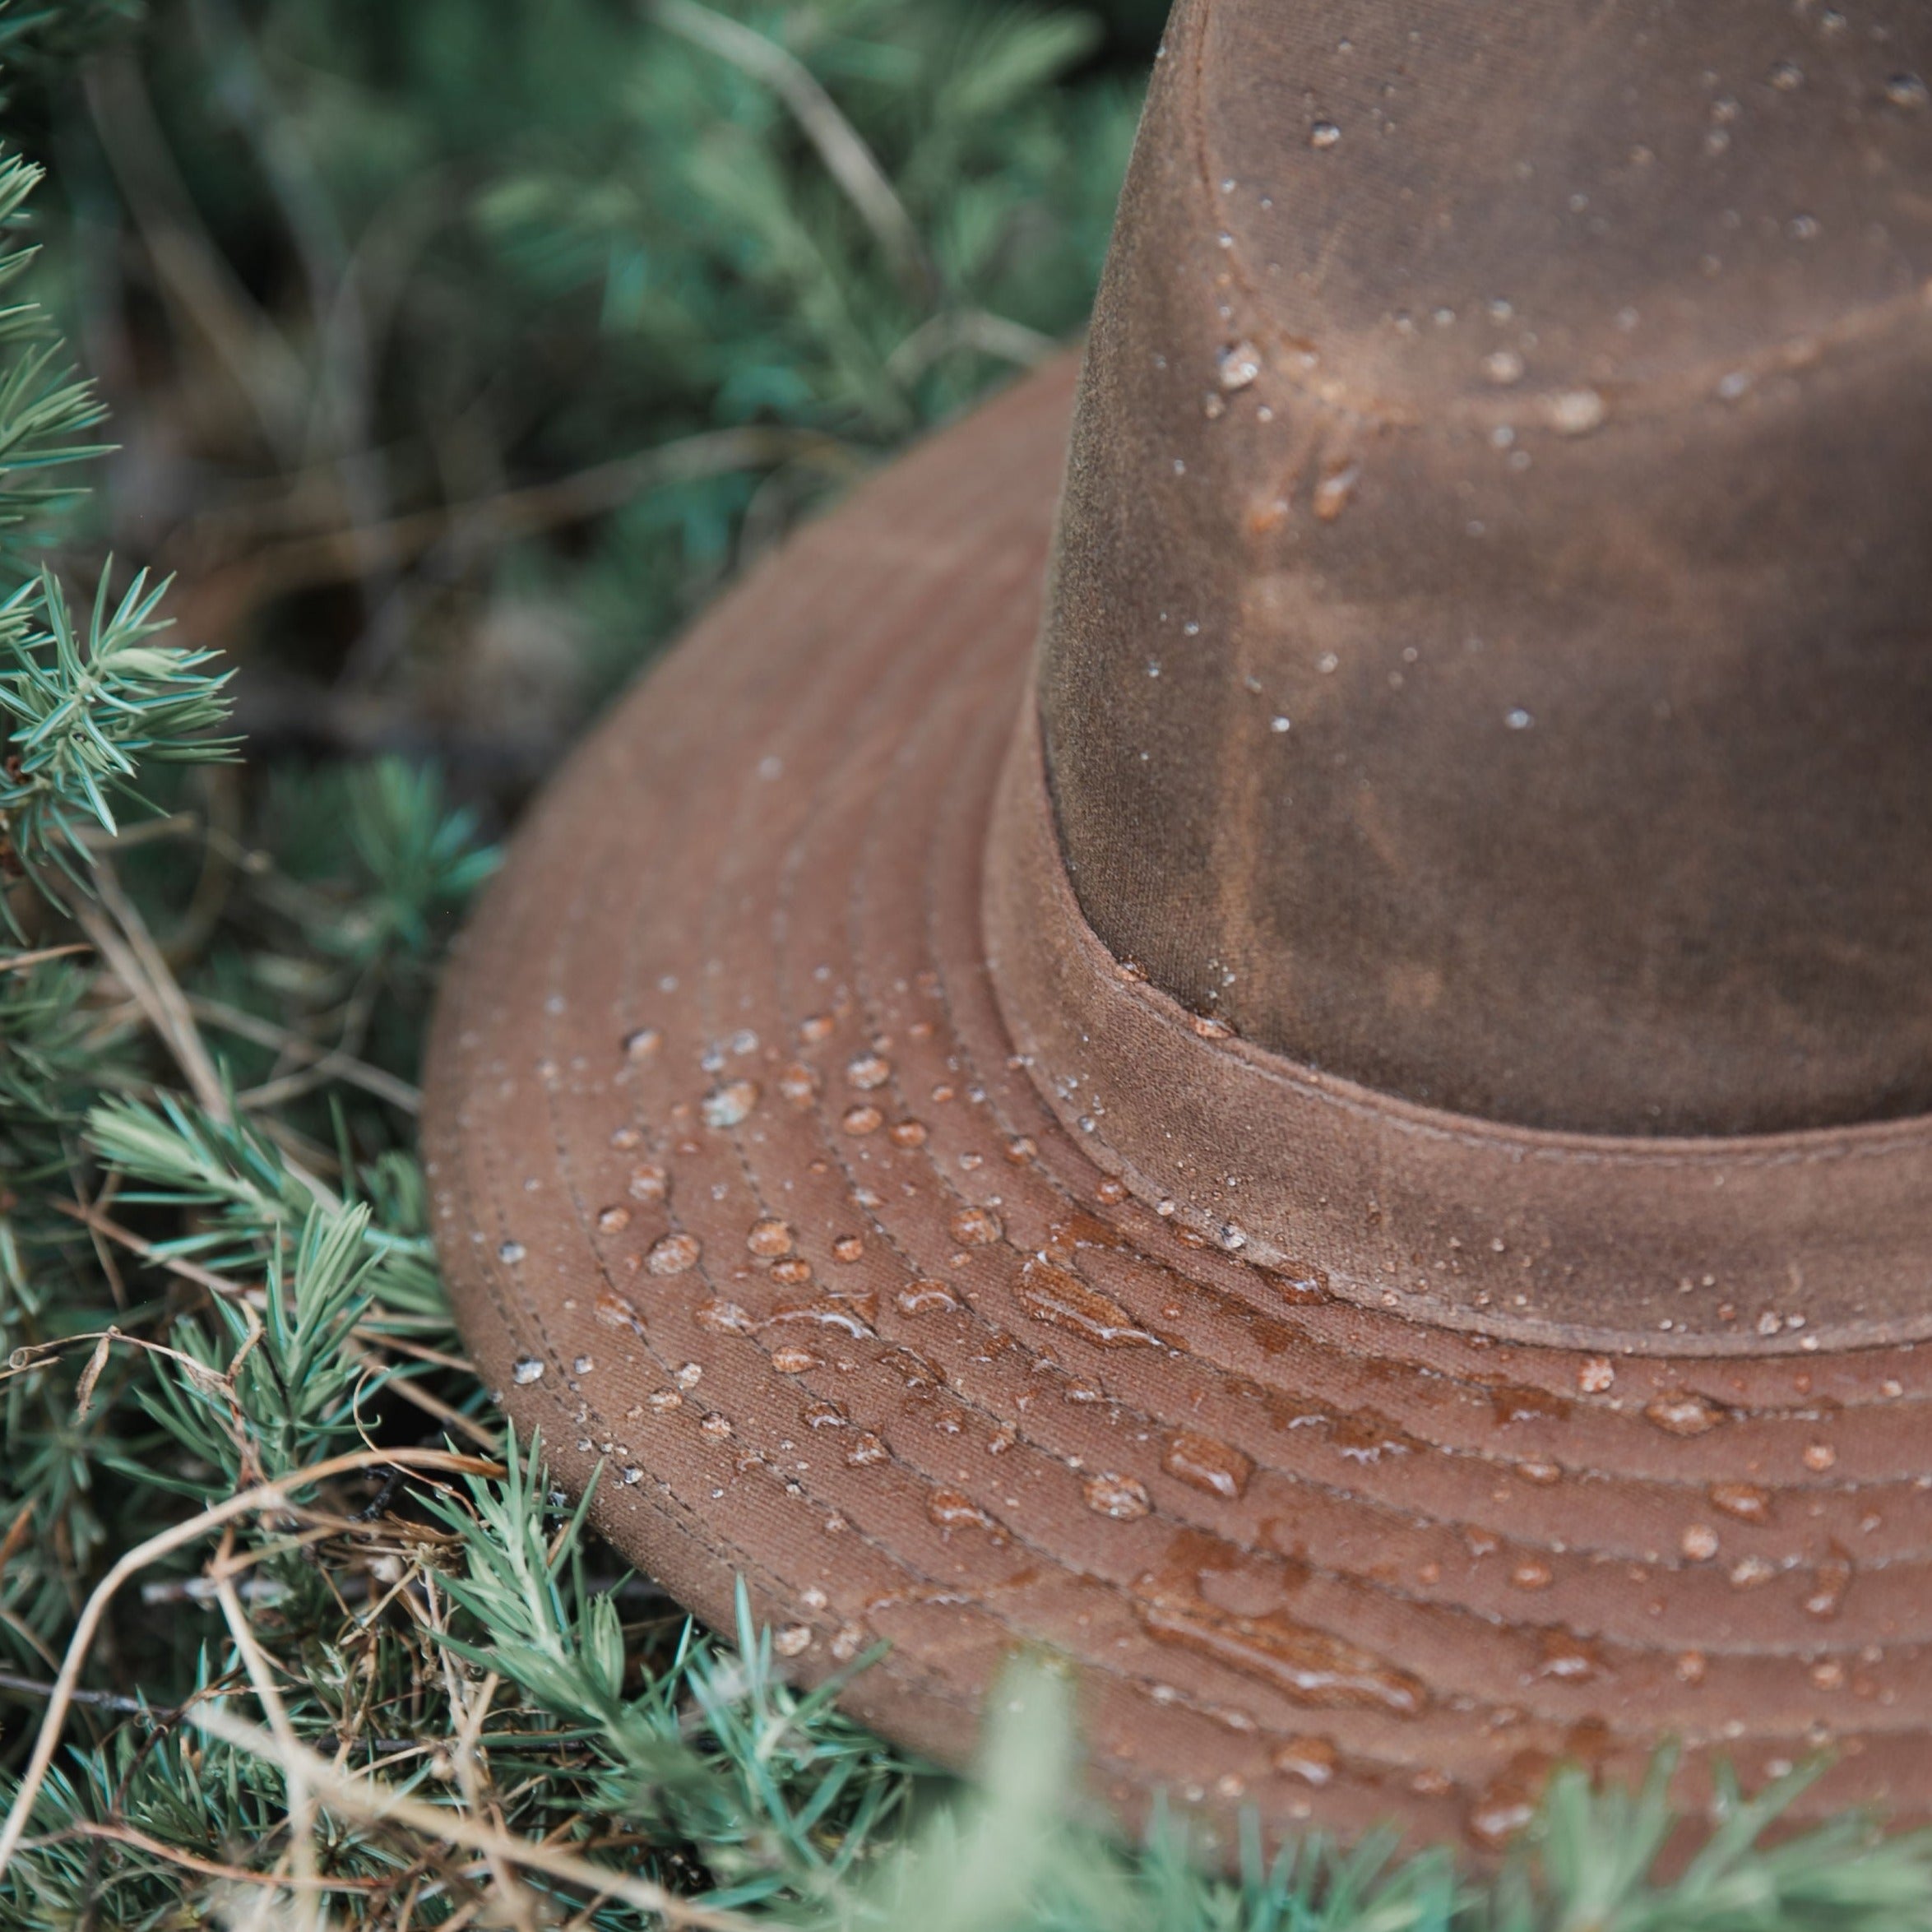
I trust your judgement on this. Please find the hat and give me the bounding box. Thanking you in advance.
[424,0,1932,1853]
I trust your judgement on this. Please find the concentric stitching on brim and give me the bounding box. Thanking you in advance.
[424,359,1932,1856]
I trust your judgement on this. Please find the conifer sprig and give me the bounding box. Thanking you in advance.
[0,564,234,878]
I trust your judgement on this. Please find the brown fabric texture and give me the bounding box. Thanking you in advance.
[425,0,1932,1859]
[985,703,1932,1351]
[1040,0,1932,1137]
[425,363,1932,1857]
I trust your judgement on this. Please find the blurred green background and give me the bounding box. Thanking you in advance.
[20,0,1151,807]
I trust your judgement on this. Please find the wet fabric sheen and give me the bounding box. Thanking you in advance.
[1040,0,1932,1135]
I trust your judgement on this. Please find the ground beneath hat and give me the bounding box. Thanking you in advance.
[424,357,1932,1857]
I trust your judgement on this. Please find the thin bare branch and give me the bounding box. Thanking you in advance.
[77,861,229,1123]
[0,943,91,972]
[194,1705,762,1930]
[0,1445,500,1879]
[651,0,934,300]
[53,1198,249,1300]
[192,995,421,1114]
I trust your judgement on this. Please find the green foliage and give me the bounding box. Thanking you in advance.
[0,566,232,871]
[134,1201,384,1487]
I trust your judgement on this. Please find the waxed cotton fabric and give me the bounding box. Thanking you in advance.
[425,362,1932,1858]
[1040,0,1932,1139]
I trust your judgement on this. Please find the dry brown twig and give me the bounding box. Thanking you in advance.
[211,1527,325,1931]
[0,1445,501,1878]
[192,1705,762,1930]
[75,861,229,1125]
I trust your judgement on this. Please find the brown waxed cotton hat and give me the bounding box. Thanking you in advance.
[423,0,1932,1857]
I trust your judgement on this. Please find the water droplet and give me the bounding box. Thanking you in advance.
[595,1289,643,1332]
[1536,1629,1605,1681]
[1016,1258,1161,1347]
[1508,1558,1554,1591]
[628,1164,669,1203]
[1488,1382,1572,1426]
[1309,119,1341,149]
[1768,58,1804,90]
[928,1488,1003,1534]
[832,1234,865,1263]
[498,1241,526,1264]
[887,1119,929,1147]
[695,1297,756,1335]
[1270,715,1292,734]
[624,1027,662,1061]
[777,1063,819,1107]
[842,1104,884,1136]
[1468,1751,1550,1849]
[747,1217,795,1258]
[1313,461,1360,521]
[767,1297,877,1340]
[771,1256,813,1287]
[1136,1534,1426,1716]
[1709,1482,1770,1523]
[774,1624,812,1657]
[1328,1411,1421,1464]
[700,1412,733,1439]
[1680,1523,1720,1561]
[896,1281,961,1316]
[1481,349,1525,386]
[621,1465,643,1485]
[1645,1390,1726,1436]
[1885,72,1929,109]
[1163,1431,1253,1499]
[1084,1472,1152,1519]
[1545,388,1605,435]
[701,1081,759,1128]
[1578,1358,1615,1393]
[1272,1263,1332,1305]
[850,1352,929,1404]
[1272,1735,1338,1785]
[950,1207,1003,1245]
[1218,339,1263,389]
[846,1053,892,1091]
[647,1232,702,1276]
[512,1355,544,1385]
[1729,1554,1775,1589]
[771,1344,818,1374]
[1802,1548,1853,1619]
[804,1398,846,1429]
[1803,1441,1837,1471]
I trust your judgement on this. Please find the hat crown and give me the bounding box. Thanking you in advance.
[1035,0,1932,1137]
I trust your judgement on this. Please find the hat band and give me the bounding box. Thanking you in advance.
[983,696,1932,1356]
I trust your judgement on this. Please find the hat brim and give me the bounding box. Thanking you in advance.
[424,356,1932,1856]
